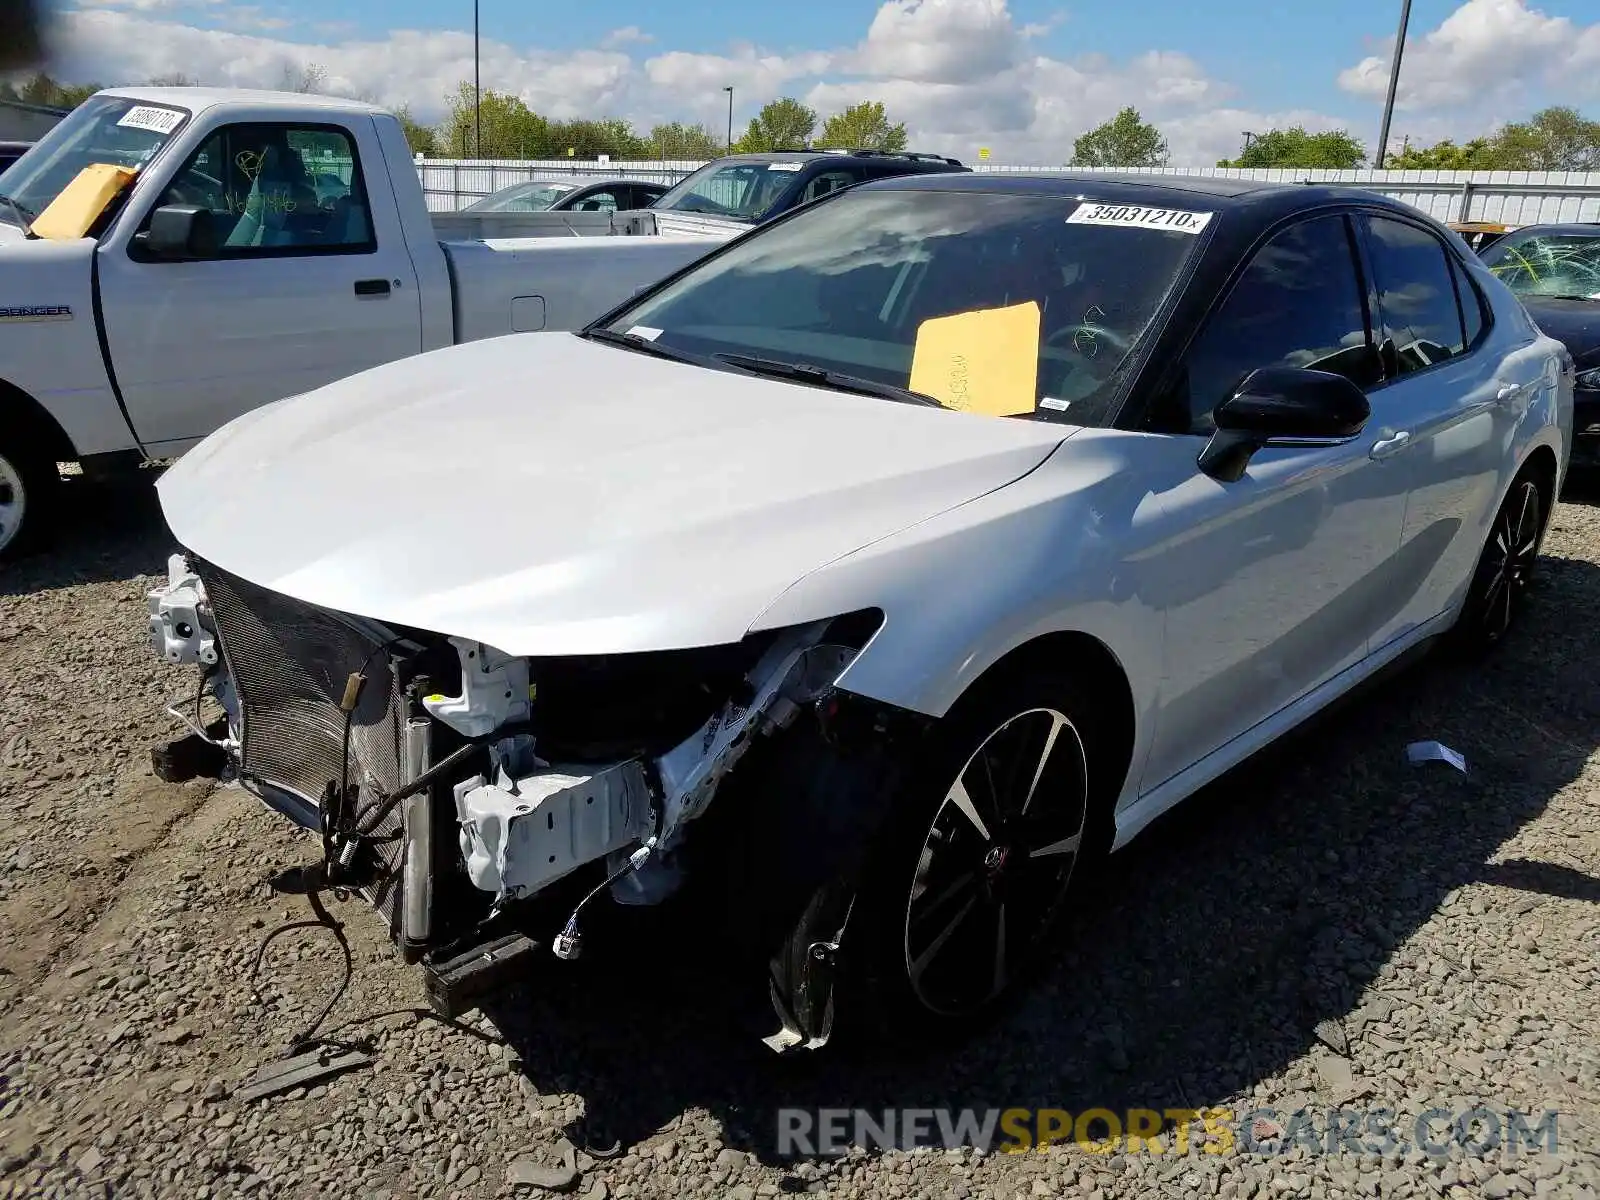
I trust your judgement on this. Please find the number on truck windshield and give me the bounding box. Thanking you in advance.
[0,95,189,225]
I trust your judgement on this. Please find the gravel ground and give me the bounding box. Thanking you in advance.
[1,471,1598,1200]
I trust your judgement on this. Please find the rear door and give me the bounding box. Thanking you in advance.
[96,115,422,453]
[1356,212,1521,647]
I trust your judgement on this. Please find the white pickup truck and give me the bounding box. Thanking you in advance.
[0,87,736,558]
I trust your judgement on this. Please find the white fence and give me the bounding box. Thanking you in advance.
[416,156,1600,226]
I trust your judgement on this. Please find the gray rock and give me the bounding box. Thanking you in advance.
[507,1158,581,1191]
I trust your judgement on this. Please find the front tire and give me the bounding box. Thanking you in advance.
[843,666,1116,1045]
[0,434,60,562]
[1450,469,1546,653]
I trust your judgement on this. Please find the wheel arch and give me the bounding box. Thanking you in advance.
[0,377,78,465]
[1521,442,1558,519]
[945,628,1139,815]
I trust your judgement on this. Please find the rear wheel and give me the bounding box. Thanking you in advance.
[0,434,59,561]
[1451,470,1546,653]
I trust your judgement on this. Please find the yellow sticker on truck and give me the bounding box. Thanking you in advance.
[908,301,1040,418]
[1066,202,1213,235]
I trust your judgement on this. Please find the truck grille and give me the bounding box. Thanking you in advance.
[197,562,410,936]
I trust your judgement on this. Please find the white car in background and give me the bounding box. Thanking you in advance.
[147,171,1571,1053]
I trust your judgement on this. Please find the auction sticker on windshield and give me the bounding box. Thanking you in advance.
[766,162,804,172]
[1066,202,1213,235]
[116,105,186,135]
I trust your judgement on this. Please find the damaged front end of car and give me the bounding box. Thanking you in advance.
[147,553,915,1051]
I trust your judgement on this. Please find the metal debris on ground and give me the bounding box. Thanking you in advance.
[233,1047,373,1103]
[1405,740,1467,772]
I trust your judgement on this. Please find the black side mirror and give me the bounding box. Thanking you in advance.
[138,204,219,260]
[1199,365,1371,482]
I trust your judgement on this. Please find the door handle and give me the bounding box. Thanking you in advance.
[1495,383,1523,406]
[1369,430,1411,459]
[354,278,391,297]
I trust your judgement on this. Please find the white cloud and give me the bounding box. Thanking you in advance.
[601,26,654,49]
[45,0,1371,165]
[1338,0,1600,112]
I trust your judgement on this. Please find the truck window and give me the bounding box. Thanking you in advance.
[144,123,375,255]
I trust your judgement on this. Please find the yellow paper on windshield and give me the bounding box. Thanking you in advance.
[909,301,1040,416]
[31,163,138,241]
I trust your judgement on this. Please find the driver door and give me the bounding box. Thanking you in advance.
[95,118,422,453]
[1137,212,1412,790]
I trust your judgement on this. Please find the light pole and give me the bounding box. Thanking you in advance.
[473,0,481,158]
[724,86,733,155]
[1374,0,1413,169]
[1240,130,1256,160]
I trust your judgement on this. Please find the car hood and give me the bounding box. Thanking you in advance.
[158,332,1074,657]
[0,222,30,248]
[1519,295,1600,365]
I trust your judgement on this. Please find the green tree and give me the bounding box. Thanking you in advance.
[1384,136,1502,170]
[1217,126,1367,169]
[648,122,724,159]
[393,104,439,156]
[1488,106,1600,171]
[734,97,817,152]
[547,118,649,160]
[2,72,101,109]
[815,100,908,152]
[1070,107,1169,168]
[442,83,549,157]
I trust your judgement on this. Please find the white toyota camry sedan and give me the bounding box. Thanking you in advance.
[146,171,1573,1053]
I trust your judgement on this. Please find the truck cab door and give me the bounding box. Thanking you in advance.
[95,115,423,454]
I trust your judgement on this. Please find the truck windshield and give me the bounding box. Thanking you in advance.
[0,95,189,228]
[651,161,800,223]
[603,187,1205,425]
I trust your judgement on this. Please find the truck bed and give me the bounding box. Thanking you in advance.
[439,231,737,343]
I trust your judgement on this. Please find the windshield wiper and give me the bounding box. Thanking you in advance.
[579,326,713,367]
[0,193,35,236]
[712,352,945,408]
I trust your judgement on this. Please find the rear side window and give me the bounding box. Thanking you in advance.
[1363,216,1466,375]
[1451,255,1487,348]
[1170,214,1374,433]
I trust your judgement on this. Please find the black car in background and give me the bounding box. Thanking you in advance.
[0,140,31,175]
[462,177,671,214]
[1480,223,1600,461]
[649,148,969,226]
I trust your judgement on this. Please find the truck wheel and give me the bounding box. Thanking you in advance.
[0,435,60,561]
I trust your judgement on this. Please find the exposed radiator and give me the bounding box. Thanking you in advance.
[197,562,410,936]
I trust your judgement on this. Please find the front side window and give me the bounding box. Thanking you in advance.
[146,123,374,254]
[651,161,803,222]
[568,188,621,212]
[1480,231,1600,300]
[606,188,1205,426]
[0,95,189,229]
[1171,214,1374,433]
[1364,215,1467,375]
[799,170,859,204]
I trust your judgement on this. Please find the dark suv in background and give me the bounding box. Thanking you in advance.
[0,141,32,175]
[648,148,969,226]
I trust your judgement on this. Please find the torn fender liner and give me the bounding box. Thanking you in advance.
[453,737,654,902]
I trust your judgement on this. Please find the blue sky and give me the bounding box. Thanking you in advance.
[42,0,1600,164]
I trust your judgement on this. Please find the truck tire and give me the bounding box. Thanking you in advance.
[0,433,60,561]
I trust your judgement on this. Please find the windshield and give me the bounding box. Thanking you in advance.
[0,95,189,228]
[651,160,802,222]
[467,182,577,213]
[1482,231,1600,300]
[605,188,1206,425]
